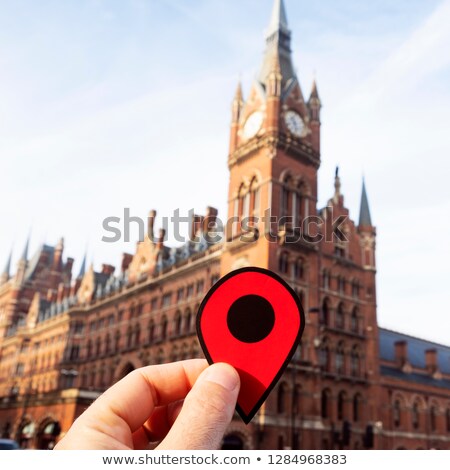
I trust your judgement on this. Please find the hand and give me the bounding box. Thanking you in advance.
[55,359,240,450]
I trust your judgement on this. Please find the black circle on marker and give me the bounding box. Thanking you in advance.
[227,294,275,343]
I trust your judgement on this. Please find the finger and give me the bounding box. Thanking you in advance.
[157,363,240,450]
[81,359,207,434]
[132,400,184,449]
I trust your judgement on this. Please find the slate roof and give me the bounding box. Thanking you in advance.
[379,328,450,375]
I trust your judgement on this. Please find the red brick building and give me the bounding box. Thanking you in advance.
[0,0,449,450]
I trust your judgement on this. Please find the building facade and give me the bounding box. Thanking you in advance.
[1,0,449,450]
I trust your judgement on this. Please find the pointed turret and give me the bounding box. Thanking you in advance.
[21,233,30,262]
[230,81,244,154]
[0,248,13,284]
[359,179,373,227]
[258,0,296,95]
[77,252,87,279]
[232,81,244,123]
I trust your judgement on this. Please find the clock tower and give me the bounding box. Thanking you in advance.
[222,0,321,275]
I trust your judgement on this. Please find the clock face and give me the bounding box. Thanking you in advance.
[285,110,304,137]
[243,111,264,139]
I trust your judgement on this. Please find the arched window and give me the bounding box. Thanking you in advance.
[293,385,301,414]
[171,345,179,362]
[279,252,289,274]
[320,298,330,325]
[430,406,437,432]
[96,337,102,356]
[446,408,450,432]
[184,309,192,333]
[321,389,331,419]
[174,311,182,337]
[148,320,155,343]
[249,176,260,218]
[353,394,361,422]
[350,308,358,333]
[393,399,401,427]
[294,258,305,280]
[322,270,330,289]
[336,303,344,329]
[336,342,345,375]
[86,340,92,358]
[277,382,288,414]
[281,176,293,218]
[161,316,168,340]
[114,331,120,352]
[412,401,420,429]
[134,324,141,346]
[126,326,133,349]
[105,334,111,355]
[319,340,330,371]
[337,391,346,421]
[350,346,360,377]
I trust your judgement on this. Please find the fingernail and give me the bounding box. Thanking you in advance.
[202,364,239,392]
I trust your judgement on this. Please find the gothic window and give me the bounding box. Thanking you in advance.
[351,308,359,333]
[350,346,360,377]
[279,252,289,274]
[96,337,102,356]
[412,401,420,429]
[126,327,133,349]
[114,331,120,351]
[184,309,192,333]
[161,316,168,340]
[337,391,346,421]
[393,399,401,427]
[321,389,331,419]
[134,324,141,345]
[336,342,345,375]
[174,311,182,337]
[319,340,330,371]
[320,298,330,325]
[86,340,92,358]
[277,382,288,414]
[336,303,345,329]
[322,270,330,290]
[446,408,450,432]
[250,177,260,217]
[105,334,111,355]
[353,394,362,422]
[148,320,155,343]
[430,406,437,432]
[293,385,301,414]
[294,258,305,280]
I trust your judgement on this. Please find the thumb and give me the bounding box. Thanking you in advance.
[157,363,240,450]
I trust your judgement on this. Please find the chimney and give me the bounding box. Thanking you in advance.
[53,237,64,270]
[425,349,438,373]
[394,340,408,367]
[101,264,115,276]
[47,289,56,303]
[148,210,157,242]
[191,214,204,240]
[65,257,74,276]
[203,207,218,233]
[57,283,65,303]
[157,229,166,250]
[121,253,133,273]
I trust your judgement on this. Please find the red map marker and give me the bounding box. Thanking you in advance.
[196,267,305,424]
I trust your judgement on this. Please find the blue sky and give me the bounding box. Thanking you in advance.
[0,0,449,343]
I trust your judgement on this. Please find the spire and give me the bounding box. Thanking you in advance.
[267,0,289,38]
[234,81,243,102]
[310,79,319,99]
[359,179,373,226]
[21,232,31,262]
[258,0,296,94]
[78,251,87,279]
[2,248,13,279]
[334,166,341,199]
